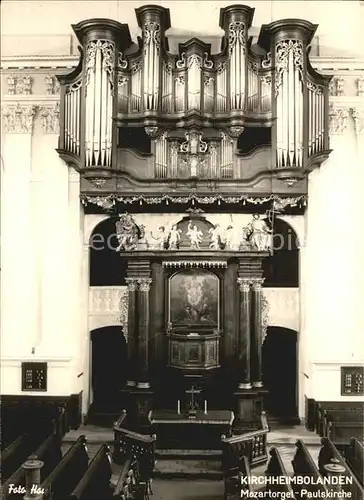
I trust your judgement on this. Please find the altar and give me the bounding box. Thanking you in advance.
[148,409,234,450]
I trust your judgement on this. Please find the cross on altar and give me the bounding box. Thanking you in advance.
[185,385,201,411]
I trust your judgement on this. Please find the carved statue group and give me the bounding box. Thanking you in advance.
[115,212,272,252]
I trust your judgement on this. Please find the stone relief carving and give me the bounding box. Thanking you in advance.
[328,106,349,135]
[40,103,60,134]
[7,75,32,95]
[2,103,36,134]
[45,75,60,95]
[261,292,269,344]
[329,76,344,97]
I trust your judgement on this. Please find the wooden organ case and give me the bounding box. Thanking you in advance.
[56,5,332,426]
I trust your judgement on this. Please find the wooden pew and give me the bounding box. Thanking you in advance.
[315,402,364,442]
[345,438,364,486]
[68,444,113,500]
[0,435,31,482]
[319,437,364,500]
[292,439,329,498]
[41,435,89,500]
[1,433,63,499]
[113,455,148,500]
[266,447,296,499]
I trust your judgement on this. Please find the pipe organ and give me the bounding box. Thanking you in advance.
[57,6,331,188]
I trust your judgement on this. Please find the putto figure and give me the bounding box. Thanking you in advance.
[208,224,223,250]
[115,212,139,251]
[245,214,272,251]
[150,225,168,249]
[187,221,204,249]
[168,224,182,250]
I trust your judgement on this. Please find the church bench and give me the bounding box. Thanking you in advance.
[0,435,32,483]
[319,437,364,500]
[265,447,296,499]
[41,435,89,500]
[315,402,364,437]
[319,408,364,444]
[68,444,113,500]
[1,433,63,499]
[345,438,364,486]
[113,456,148,500]
[292,439,329,498]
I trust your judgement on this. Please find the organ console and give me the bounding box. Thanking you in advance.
[57,5,331,190]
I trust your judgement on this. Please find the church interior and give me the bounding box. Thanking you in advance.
[1,1,364,499]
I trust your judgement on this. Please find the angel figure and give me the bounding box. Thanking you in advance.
[187,221,203,249]
[246,214,272,251]
[208,224,223,250]
[168,224,182,250]
[115,212,139,251]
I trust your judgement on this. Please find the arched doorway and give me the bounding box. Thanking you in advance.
[262,326,298,422]
[90,326,127,414]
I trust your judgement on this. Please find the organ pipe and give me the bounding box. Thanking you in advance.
[84,39,115,168]
[58,11,331,180]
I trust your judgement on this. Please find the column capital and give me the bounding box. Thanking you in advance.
[237,277,251,292]
[251,277,265,291]
[2,103,36,134]
[138,278,152,292]
[40,102,60,134]
[125,277,138,292]
[328,105,349,135]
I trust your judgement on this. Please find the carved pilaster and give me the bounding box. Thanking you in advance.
[251,278,265,388]
[329,77,344,97]
[328,106,349,135]
[40,103,60,134]
[125,278,138,386]
[351,108,364,136]
[2,103,36,134]
[137,278,153,388]
[237,278,252,390]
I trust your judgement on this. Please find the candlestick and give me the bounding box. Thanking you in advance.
[177,400,180,414]
[204,400,207,414]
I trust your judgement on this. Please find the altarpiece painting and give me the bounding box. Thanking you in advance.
[168,269,219,329]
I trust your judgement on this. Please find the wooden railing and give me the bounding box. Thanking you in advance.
[221,411,269,472]
[113,410,156,489]
[319,437,364,500]
[113,456,148,500]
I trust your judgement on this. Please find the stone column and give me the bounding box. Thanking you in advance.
[237,278,252,389]
[137,278,152,388]
[125,278,138,387]
[251,278,265,388]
